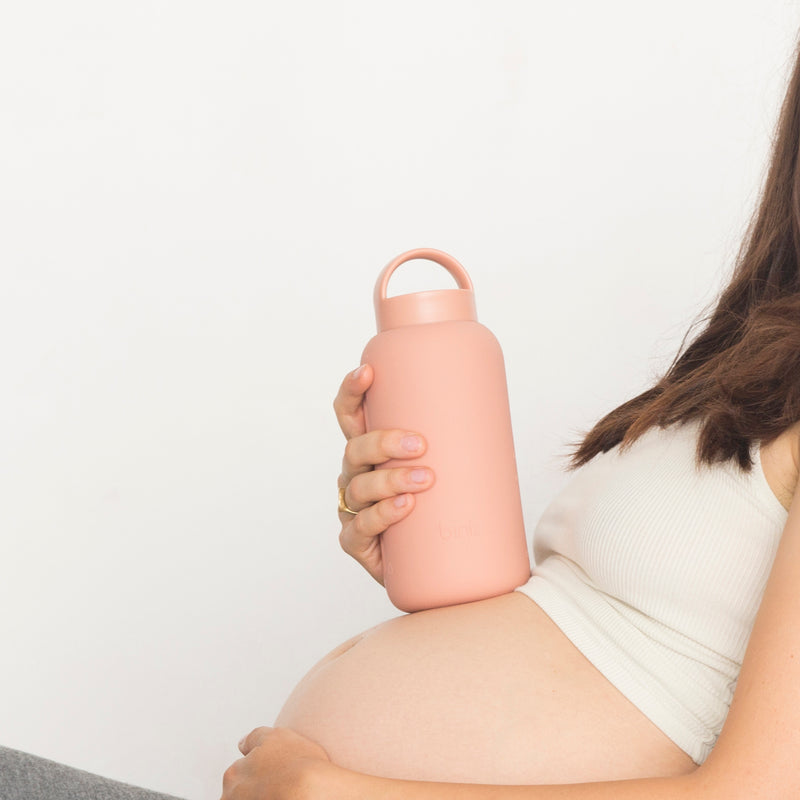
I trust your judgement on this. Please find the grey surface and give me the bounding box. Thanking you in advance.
[0,747,185,800]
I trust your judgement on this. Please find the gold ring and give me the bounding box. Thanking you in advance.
[338,486,358,516]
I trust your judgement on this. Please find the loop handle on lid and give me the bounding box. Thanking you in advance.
[375,248,474,300]
[373,248,478,331]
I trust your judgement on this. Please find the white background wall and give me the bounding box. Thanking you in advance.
[1,2,797,797]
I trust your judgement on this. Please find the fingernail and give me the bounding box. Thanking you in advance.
[401,435,422,452]
[352,365,366,380]
[410,468,429,483]
[394,495,408,508]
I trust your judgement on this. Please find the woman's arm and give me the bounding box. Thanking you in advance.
[228,730,702,800]
[696,473,800,798]
[228,485,800,800]
[322,766,702,799]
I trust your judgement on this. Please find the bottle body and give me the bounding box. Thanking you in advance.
[361,319,530,613]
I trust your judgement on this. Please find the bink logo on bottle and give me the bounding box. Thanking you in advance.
[438,521,478,541]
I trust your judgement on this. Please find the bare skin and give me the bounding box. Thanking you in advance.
[274,590,697,784]
[273,366,800,785]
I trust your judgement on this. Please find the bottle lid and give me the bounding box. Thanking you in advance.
[374,248,477,331]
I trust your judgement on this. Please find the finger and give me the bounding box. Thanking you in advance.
[221,757,245,796]
[332,363,372,440]
[238,726,273,756]
[340,430,427,486]
[343,464,435,514]
[340,492,417,557]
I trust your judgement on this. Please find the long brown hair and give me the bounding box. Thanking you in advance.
[565,35,800,475]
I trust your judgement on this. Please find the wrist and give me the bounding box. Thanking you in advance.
[308,764,444,800]
[305,761,371,800]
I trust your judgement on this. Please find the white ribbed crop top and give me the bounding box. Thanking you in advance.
[514,418,789,765]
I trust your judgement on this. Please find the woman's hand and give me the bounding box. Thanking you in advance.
[221,726,337,800]
[333,363,435,585]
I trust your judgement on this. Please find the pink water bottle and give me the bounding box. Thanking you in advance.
[360,248,530,613]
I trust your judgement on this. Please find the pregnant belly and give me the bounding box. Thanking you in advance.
[274,591,697,785]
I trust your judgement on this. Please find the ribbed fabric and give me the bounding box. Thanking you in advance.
[514,418,789,765]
